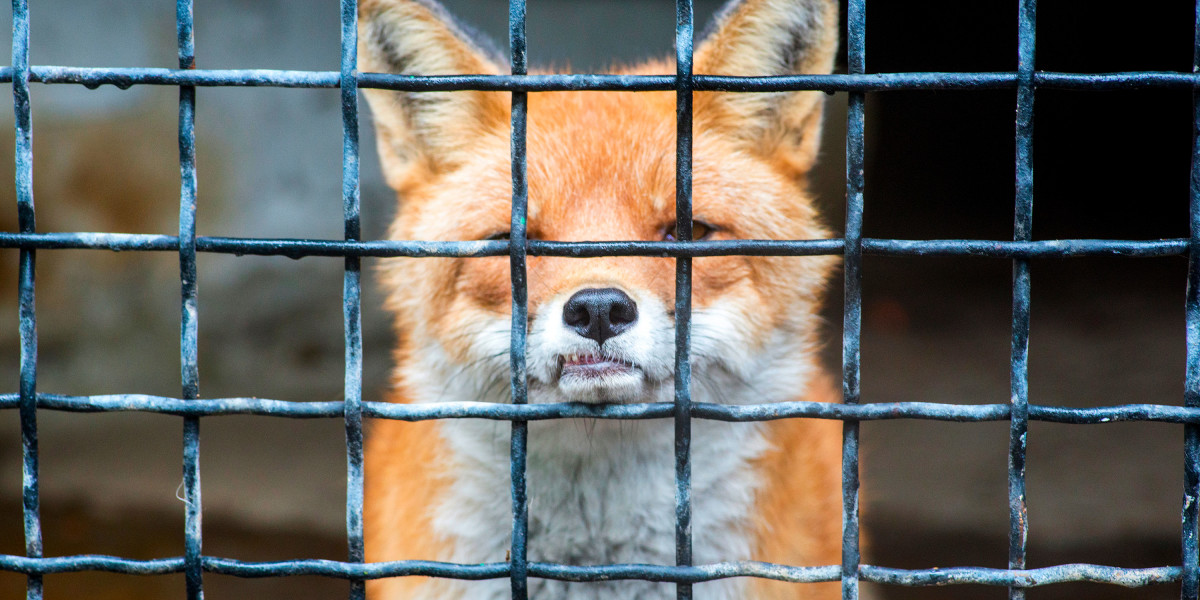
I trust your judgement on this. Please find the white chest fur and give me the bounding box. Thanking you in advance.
[433,417,768,600]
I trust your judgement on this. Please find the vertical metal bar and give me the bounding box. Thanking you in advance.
[673,1,695,599]
[176,1,203,598]
[508,0,530,597]
[11,1,42,598]
[1182,2,1200,598]
[339,0,365,598]
[1009,2,1036,599]
[842,0,866,598]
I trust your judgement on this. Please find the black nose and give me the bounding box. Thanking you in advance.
[562,288,638,345]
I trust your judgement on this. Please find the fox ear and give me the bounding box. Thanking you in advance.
[694,0,839,174]
[358,0,509,188]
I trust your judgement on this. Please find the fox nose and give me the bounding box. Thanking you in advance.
[562,288,638,345]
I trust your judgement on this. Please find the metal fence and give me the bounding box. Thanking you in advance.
[1,0,1198,599]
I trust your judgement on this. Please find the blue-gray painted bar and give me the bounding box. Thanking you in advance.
[507,0,531,597]
[11,394,1200,425]
[175,1,203,598]
[0,553,1182,589]
[199,236,1185,258]
[1009,2,1037,598]
[1183,1,1200,599]
[673,1,695,598]
[11,1,42,599]
[842,0,867,598]
[338,1,365,599]
[3,67,1200,92]
[0,233,1191,259]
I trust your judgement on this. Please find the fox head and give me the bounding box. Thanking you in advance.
[360,0,839,408]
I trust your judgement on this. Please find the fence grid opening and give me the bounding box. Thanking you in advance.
[4,0,1200,599]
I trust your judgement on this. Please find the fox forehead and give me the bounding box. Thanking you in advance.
[527,90,676,240]
[529,90,676,244]
[401,88,821,245]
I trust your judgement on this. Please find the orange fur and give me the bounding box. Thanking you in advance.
[750,374,844,599]
[363,411,453,599]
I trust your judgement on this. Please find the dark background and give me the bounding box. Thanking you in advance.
[0,0,1195,598]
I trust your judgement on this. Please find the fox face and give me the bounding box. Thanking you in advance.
[363,0,837,411]
[360,1,845,599]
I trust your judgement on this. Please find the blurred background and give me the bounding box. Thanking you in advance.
[0,0,1194,598]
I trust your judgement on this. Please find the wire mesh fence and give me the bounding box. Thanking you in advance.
[3,0,1199,599]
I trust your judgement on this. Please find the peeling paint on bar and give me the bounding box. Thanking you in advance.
[1,67,1199,92]
[11,1,45,598]
[7,394,1200,426]
[338,0,366,598]
[0,233,1188,259]
[0,554,1181,588]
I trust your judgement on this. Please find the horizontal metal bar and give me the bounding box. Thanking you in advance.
[0,233,1187,259]
[859,564,1180,588]
[0,67,1196,92]
[199,237,500,258]
[0,232,179,251]
[0,555,186,576]
[528,562,836,584]
[0,554,1178,588]
[0,233,507,258]
[2,394,1200,424]
[533,240,842,256]
[363,72,674,92]
[704,72,1200,92]
[23,66,340,88]
[866,238,1188,258]
[1035,72,1199,91]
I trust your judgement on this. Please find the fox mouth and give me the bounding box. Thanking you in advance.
[558,353,640,379]
[553,353,647,402]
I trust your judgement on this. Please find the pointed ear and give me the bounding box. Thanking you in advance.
[694,0,839,174]
[358,0,509,188]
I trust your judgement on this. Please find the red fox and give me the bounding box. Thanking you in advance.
[358,0,843,598]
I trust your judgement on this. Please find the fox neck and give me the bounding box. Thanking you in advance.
[433,418,763,599]
[400,334,815,599]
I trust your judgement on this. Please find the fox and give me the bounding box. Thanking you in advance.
[357,0,845,598]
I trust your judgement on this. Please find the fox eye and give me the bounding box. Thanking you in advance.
[662,220,717,241]
[482,231,539,241]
